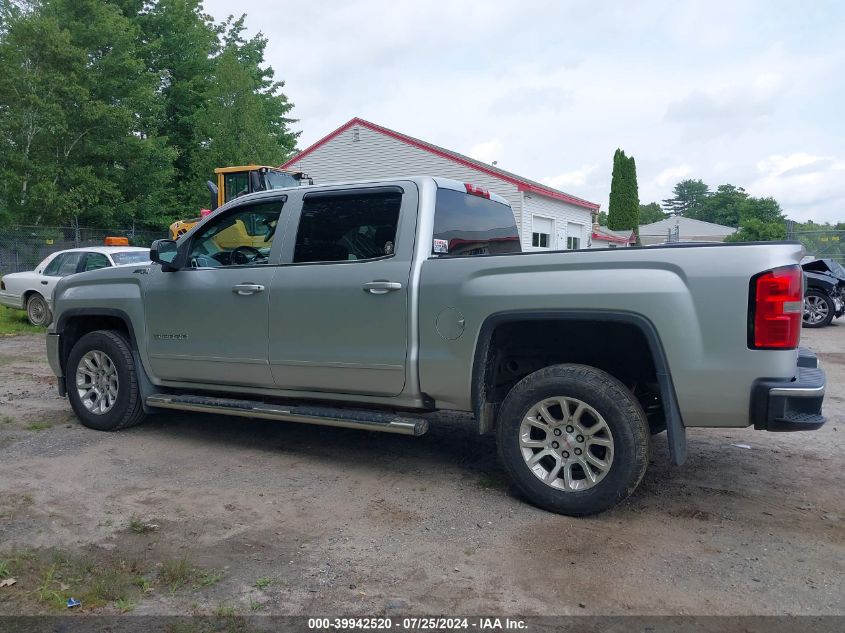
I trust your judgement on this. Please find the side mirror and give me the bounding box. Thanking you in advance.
[150,239,181,272]
[206,180,219,211]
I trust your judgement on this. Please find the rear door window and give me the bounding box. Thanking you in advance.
[432,188,520,256]
[83,252,111,271]
[293,191,401,263]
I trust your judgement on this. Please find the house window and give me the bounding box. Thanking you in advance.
[531,216,552,249]
[352,127,360,142]
[566,222,584,250]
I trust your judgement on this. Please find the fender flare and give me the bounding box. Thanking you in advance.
[471,309,687,465]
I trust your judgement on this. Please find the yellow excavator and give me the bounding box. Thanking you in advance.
[169,165,311,239]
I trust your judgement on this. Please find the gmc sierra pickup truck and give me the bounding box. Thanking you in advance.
[46,176,826,515]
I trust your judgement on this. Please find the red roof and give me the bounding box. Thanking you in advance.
[591,228,635,244]
[281,117,600,211]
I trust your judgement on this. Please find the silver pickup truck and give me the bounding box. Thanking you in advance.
[46,176,826,515]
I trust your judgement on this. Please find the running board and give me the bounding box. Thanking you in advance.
[145,393,429,436]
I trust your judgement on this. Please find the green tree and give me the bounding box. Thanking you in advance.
[0,0,176,229]
[186,16,298,208]
[638,202,666,225]
[607,149,640,232]
[662,179,709,216]
[725,217,787,242]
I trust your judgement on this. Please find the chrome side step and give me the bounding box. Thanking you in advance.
[145,393,429,436]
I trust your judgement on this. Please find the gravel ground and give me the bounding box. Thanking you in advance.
[0,328,843,616]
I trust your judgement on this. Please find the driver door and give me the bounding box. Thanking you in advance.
[143,198,286,387]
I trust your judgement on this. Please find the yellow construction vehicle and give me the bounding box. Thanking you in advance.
[169,165,311,239]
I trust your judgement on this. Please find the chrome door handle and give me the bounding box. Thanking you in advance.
[362,280,402,295]
[232,283,265,295]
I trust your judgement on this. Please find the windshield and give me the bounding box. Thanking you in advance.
[263,171,300,190]
[111,251,151,265]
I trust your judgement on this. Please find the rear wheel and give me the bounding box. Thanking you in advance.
[26,293,51,327]
[66,330,146,431]
[497,364,650,516]
[803,290,834,328]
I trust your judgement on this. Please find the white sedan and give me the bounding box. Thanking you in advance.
[0,246,151,326]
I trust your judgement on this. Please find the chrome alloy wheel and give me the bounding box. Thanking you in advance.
[519,396,614,491]
[804,295,830,325]
[75,350,119,415]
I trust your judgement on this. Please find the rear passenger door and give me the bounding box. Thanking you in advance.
[269,184,418,396]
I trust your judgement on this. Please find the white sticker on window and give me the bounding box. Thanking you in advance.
[433,239,449,254]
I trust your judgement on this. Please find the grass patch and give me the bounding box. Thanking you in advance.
[115,598,136,613]
[214,603,236,617]
[249,600,265,612]
[253,576,273,590]
[0,306,43,336]
[0,547,150,612]
[198,569,224,587]
[128,516,159,534]
[25,422,52,432]
[159,554,196,592]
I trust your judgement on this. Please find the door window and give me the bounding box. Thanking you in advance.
[83,252,111,271]
[223,172,250,203]
[44,252,83,277]
[293,191,401,263]
[187,200,284,268]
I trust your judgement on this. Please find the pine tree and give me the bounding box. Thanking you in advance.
[607,149,640,232]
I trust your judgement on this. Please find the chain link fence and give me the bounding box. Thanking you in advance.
[0,225,165,276]
[787,223,845,264]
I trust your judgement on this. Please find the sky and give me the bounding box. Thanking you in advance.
[204,0,845,223]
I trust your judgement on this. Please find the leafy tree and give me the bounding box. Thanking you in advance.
[597,210,608,226]
[725,218,786,242]
[662,179,709,216]
[607,149,640,232]
[638,202,666,225]
[0,0,176,230]
[187,17,298,207]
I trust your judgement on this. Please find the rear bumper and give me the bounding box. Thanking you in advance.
[0,291,23,310]
[751,348,826,432]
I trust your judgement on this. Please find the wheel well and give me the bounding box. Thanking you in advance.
[59,315,132,374]
[22,290,40,304]
[475,318,665,435]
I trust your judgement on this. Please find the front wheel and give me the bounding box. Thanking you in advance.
[66,330,146,431]
[26,293,52,327]
[497,364,650,516]
[803,290,834,328]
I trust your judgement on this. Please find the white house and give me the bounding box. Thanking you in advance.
[639,216,737,245]
[282,118,600,252]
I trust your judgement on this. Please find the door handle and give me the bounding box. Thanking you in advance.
[232,283,265,296]
[41,280,48,285]
[362,281,402,295]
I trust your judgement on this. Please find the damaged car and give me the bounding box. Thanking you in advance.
[802,258,845,328]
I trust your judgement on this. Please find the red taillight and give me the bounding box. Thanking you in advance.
[464,183,491,198]
[750,265,803,349]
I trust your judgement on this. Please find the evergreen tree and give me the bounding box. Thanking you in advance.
[661,179,709,216]
[607,149,640,232]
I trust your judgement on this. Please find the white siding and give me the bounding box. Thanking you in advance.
[286,124,523,224]
[520,192,593,252]
[286,124,595,252]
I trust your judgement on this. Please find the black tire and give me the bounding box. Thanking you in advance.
[66,330,146,431]
[26,293,52,327]
[803,290,835,328]
[497,364,650,516]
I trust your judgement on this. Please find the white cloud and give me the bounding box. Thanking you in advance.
[749,153,845,222]
[468,139,505,165]
[654,165,692,188]
[542,164,598,189]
